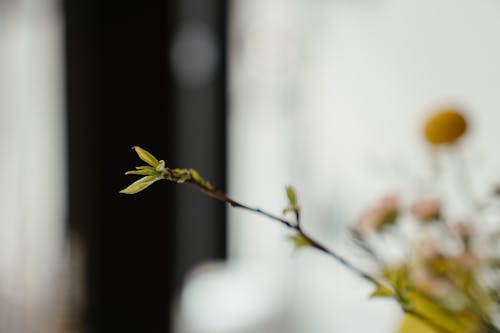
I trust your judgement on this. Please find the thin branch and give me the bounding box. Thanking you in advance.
[297,228,379,285]
[188,180,382,286]
[184,179,495,333]
[295,210,301,228]
[195,183,295,229]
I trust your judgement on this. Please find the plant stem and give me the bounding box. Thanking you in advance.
[185,179,495,333]
[189,181,382,286]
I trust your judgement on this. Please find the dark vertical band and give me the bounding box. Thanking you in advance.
[64,0,227,332]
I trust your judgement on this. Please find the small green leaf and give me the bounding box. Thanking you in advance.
[283,185,300,217]
[189,168,203,183]
[136,166,157,171]
[388,267,408,293]
[156,160,166,171]
[125,168,159,176]
[286,185,297,206]
[288,234,311,249]
[370,284,395,299]
[120,175,160,194]
[385,267,415,308]
[132,146,159,167]
[171,168,191,183]
[189,168,214,190]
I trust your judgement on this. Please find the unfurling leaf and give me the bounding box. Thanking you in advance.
[189,168,214,190]
[125,168,158,176]
[283,185,300,217]
[120,175,161,194]
[171,168,191,183]
[189,168,203,183]
[132,146,160,167]
[384,267,414,309]
[136,166,157,171]
[370,284,396,299]
[289,234,312,249]
[286,186,297,206]
[388,267,407,293]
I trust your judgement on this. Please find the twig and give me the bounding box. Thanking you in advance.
[190,180,379,285]
[181,178,491,333]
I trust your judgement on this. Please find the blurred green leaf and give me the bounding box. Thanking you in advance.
[388,267,407,292]
[189,168,213,190]
[189,168,203,183]
[289,234,311,249]
[120,175,161,194]
[125,168,158,176]
[283,185,300,217]
[171,168,191,183]
[385,267,414,309]
[370,284,396,299]
[286,186,297,206]
[132,146,160,167]
[136,166,157,171]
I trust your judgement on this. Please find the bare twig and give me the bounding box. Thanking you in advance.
[189,180,379,285]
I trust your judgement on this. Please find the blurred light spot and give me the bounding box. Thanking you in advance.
[179,261,287,333]
[170,21,217,89]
